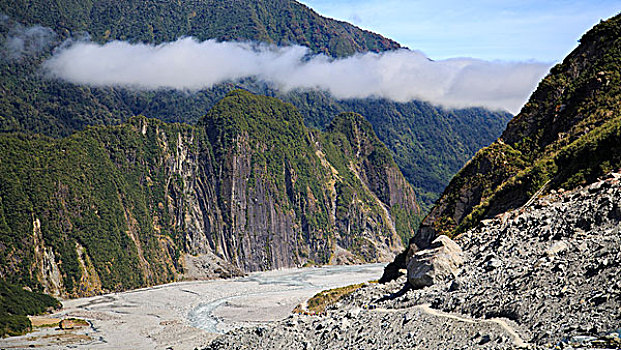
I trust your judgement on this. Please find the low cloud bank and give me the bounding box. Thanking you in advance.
[43,37,552,113]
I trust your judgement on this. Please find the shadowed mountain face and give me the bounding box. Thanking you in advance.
[0,90,420,297]
[0,0,510,207]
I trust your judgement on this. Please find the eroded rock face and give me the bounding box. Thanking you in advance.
[407,235,463,289]
[32,218,64,296]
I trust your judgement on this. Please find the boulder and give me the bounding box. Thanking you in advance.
[407,235,463,289]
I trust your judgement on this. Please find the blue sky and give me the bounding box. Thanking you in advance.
[298,0,621,62]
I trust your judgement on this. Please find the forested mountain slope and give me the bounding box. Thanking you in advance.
[0,90,420,297]
[0,0,510,206]
[0,0,400,56]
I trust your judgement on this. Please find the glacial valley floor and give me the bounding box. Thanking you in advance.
[0,264,384,349]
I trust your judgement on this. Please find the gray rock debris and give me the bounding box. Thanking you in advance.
[202,172,621,350]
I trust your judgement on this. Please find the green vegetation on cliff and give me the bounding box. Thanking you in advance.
[0,280,60,337]
[321,112,421,243]
[293,95,511,209]
[0,90,420,296]
[0,117,199,294]
[202,90,335,265]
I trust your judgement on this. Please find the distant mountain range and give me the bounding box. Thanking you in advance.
[0,0,511,209]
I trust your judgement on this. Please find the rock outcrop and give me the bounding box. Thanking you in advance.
[406,235,462,289]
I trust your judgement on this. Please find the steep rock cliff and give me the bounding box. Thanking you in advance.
[0,90,420,296]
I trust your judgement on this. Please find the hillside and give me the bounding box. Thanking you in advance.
[0,0,510,206]
[0,90,420,297]
[406,12,621,250]
[0,0,400,56]
[0,0,399,137]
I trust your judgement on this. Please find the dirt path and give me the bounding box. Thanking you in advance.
[374,304,528,348]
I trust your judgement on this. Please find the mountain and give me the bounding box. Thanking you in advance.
[0,0,511,207]
[204,14,621,349]
[381,12,621,280]
[0,90,420,297]
[0,0,401,56]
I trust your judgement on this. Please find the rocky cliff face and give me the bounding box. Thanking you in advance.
[200,92,418,271]
[0,90,420,297]
[322,113,421,247]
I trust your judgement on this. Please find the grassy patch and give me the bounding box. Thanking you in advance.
[293,283,365,315]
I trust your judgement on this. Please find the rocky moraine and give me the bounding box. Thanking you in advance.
[206,172,621,349]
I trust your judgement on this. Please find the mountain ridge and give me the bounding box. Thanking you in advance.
[0,0,511,207]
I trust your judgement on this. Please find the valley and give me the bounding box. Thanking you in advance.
[0,0,619,348]
[0,264,384,349]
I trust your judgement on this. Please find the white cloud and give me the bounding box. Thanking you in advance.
[43,37,552,113]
